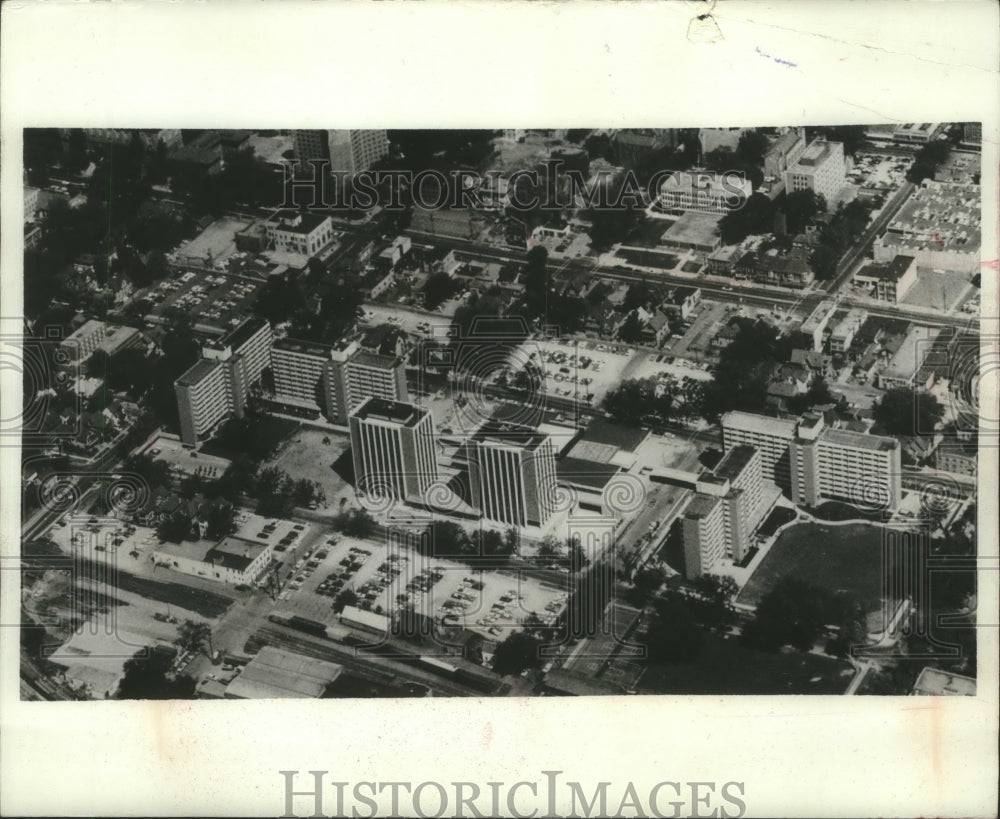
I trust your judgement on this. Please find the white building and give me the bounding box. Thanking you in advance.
[783,139,846,203]
[350,398,438,502]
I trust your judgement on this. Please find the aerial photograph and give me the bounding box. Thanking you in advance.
[18,125,981,700]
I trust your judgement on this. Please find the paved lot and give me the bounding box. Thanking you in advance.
[900,267,976,313]
[273,530,569,639]
[142,434,231,478]
[507,337,638,406]
[176,215,253,265]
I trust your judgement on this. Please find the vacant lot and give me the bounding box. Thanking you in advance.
[638,632,853,695]
[737,522,888,617]
[265,426,353,505]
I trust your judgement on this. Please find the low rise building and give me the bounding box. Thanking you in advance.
[854,255,918,303]
[154,535,273,587]
[829,308,869,354]
[878,325,940,390]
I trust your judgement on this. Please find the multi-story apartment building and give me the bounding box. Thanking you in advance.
[798,300,838,353]
[175,359,238,447]
[269,338,407,425]
[790,414,901,510]
[292,129,389,175]
[697,444,767,563]
[349,398,438,503]
[721,412,798,490]
[175,317,273,446]
[783,138,846,204]
[680,494,727,580]
[467,423,557,528]
[763,127,807,181]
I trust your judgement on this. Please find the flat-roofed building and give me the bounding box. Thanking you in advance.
[874,179,981,274]
[293,129,389,176]
[176,317,273,445]
[154,534,273,587]
[721,411,797,490]
[658,170,752,215]
[763,127,807,180]
[878,325,940,390]
[893,123,940,144]
[175,359,235,446]
[661,211,723,254]
[799,299,838,352]
[830,308,869,354]
[467,422,557,528]
[783,138,846,203]
[271,337,333,412]
[790,414,901,510]
[681,494,726,579]
[698,444,767,562]
[343,350,408,420]
[912,667,976,696]
[936,439,977,477]
[59,319,143,364]
[202,316,273,386]
[350,398,438,502]
[854,255,918,304]
[265,211,334,258]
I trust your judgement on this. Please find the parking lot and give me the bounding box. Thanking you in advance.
[139,267,265,333]
[175,215,253,265]
[272,531,569,639]
[505,337,639,406]
[850,152,913,193]
[142,434,231,478]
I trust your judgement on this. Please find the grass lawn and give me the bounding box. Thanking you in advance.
[737,522,887,614]
[638,632,853,694]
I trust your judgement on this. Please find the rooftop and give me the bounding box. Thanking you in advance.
[556,457,620,490]
[215,315,269,351]
[881,179,981,254]
[352,398,427,427]
[349,350,399,370]
[272,336,332,358]
[270,211,331,235]
[226,646,342,699]
[722,411,797,439]
[857,255,915,283]
[881,325,940,380]
[713,444,759,481]
[205,536,270,573]
[912,667,976,696]
[791,139,841,169]
[175,358,224,388]
[579,418,650,452]
[820,427,898,453]
[684,493,722,520]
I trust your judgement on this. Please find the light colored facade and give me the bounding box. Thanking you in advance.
[799,300,838,352]
[783,139,846,203]
[829,308,869,354]
[271,338,332,410]
[349,398,438,502]
[789,415,902,510]
[265,212,334,258]
[59,320,142,364]
[293,129,389,175]
[721,411,797,489]
[658,170,752,214]
[175,359,235,447]
[763,127,807,180]
[154,535,273,586]
[681,494,726,580]
[878,326,939,390]
[854,255,918,304]
[874,180,981,274]
[175,317,273,445]
[343,351,408,420]
[468,427,557,528]
[24,186,40,222]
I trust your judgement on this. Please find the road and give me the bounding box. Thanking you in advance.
[821,180,916,293]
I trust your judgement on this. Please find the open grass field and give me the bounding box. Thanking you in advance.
[737,522,888,616]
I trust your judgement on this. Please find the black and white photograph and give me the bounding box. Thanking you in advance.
[16,124,985,701]
[1,3,997,818]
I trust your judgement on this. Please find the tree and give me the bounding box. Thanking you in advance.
[157,508,194,543]
[423,272,459,310]
[782,189,825,235]
[906,140,951,184]
[427,520,471,558]
[644,597,705,663]
[175,619,214,657]
[118,648,196,700]
[873,388,944,437]
[632,566,666,602]
[537,535,563,560]
[204,501,236,541]
[718,193,777,244]
[123,454,171,493]
[333,588,359,614]
[491,631,544,677]
[740,576,833,652]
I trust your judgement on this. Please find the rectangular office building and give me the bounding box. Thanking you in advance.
[350,398,438,502]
